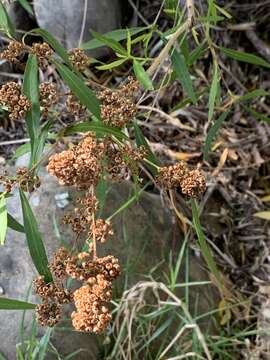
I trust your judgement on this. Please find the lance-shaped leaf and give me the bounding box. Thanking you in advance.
[133,60,154,90]
[54,61,101,120]
[19,190,52,283]
[171,49,197,105]
[0,297,36,310]
[0,1,15,37]
[65,121,128,140]
[221,47,270,68]
[22,54,40,166]
[0,196,7,245]
[7,213,24,233]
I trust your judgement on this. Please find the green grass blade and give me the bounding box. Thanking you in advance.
[221,47,270,68]
[208,62,220,121]
[133,60,154,90]
[0,297,36,310]
[19,189,52,283]
[191,199,222,290]
[7,213,25,233]
[203,109,230,160]
[54,61,101,119]
[171,48,197,104]
[0,196,7,245]
[64,121,128,140]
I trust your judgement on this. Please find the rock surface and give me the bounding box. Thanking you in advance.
[0,163,218,359]
[33,0,122,54]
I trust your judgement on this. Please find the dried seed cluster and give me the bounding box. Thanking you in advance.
[34,247,120,332]
[0,41,25,63]
[31,42,53,67]
[97,77,139,128]
[0,82,31,120]
[39,82,58,115]
[68,48,89,71]
[156,161,206,197]
[47,136,105,188]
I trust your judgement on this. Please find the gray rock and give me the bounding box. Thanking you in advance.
[0,167,218,359]
[33,0,122,55]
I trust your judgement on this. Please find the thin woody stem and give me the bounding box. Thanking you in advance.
[147,0,194,77]
[90,185,97,259]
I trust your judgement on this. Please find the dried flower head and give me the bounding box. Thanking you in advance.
[90,219,113,243]
[0,82,31,120]
[156,162,188,189]
[68,48,89,71]
[66,93,87,118]
[95,255,121,280]
[180,169,206,197]
[31,42,53,67]
[39,82,58,115]
[35,302,61,327]
[49,246,70,279]
[47,136,105,188]
[0,41,25,63]
[33,275,73,304]
[97,78,138,127]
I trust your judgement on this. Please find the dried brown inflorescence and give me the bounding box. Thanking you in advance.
[34,246,120,333]
[0,82,31,120]
[0,41,25,63]
[35,302,62,327]
[31,42,53,67]
[47,135,105,188]
[97,77,139,128]
[156,162,206,197]
[39,82,58,115]
[68,48,89,71]
[0,167,40,193]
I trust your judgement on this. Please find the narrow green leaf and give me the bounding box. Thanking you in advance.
[0,1,15,37]
[0,196,7,245]
[13,143,31,160]
[90,30,127,56]
[203,110,230,160]
[221,47,270,68]
[191,199,222,289]
[0,297,36,310]
[18,0,34,15]
[19,190,52,282]
[54,61,100,119]
[32,120,52,168]
[239,89,268,102]
[31,28,71,67]
[133,60,153,90]
[171,49,197,104]
[133,122,159,175]
[65,121,128,140]
[22,54,40,166]
[81,27,146,50]
[242,105,270,124]
[96,58,127,71]
[7,213,25,233]
[208,62,219,121]
[188,42,208,67]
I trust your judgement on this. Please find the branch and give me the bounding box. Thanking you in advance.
[147,0,194,76]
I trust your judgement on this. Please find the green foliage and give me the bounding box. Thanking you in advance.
[0,298,36,310]
[19,190,52,283]
[0,0,15,37]
[133,60,153,90]
[221,47,270,68]
[0,195,7,245]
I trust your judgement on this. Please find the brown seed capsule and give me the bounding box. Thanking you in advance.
[0,82,31,120]
[68,48,89,71]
